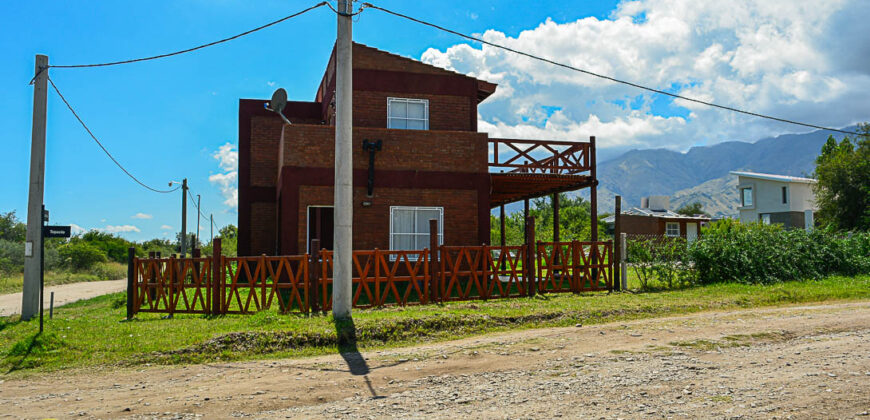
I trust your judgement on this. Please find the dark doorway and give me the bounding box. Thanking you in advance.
[308,206,334,252]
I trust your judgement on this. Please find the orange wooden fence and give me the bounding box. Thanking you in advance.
[128,241,613,316]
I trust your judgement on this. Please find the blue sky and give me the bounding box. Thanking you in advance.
[2,0,867,241]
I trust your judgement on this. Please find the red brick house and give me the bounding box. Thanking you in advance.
[238,43,597,256]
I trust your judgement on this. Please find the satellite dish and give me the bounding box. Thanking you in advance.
[269,88,288,114]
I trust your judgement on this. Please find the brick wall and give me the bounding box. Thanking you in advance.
[280,124,488,173]
[293,186,479,253]
[249,202,277,255]
[354,91,473,131]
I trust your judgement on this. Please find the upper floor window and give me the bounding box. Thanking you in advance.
[388,97,429,130]
[741,187,753,207]
[781,186,788,204]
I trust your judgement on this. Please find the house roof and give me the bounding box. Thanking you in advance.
[729,171,817,184]
[603,207,711,224]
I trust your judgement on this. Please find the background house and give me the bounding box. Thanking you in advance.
[604,196,710,242]
[731,171,817,229]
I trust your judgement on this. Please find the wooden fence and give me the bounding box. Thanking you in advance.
[127,241,612,317]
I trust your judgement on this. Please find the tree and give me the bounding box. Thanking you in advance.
[58,242,106,270]
[813,123,870,231]
[676,202,708,217]
[0,211,26,242]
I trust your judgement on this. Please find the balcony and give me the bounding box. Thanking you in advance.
[488,137,596,207]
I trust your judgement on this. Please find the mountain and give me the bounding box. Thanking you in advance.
[580,127,853,217]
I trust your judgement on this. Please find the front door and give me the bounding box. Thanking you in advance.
[686,222,698,243]
[307,206,334,253]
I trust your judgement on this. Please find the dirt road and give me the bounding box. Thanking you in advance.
[2,301,869,419]
[0,279,125,317]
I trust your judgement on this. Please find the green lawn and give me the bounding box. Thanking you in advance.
[1,274,868,377]
[0,262,126,295]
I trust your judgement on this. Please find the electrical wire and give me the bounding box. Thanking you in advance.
[47,77,181,194]
[49,2,328,69]
[363,3,861,136]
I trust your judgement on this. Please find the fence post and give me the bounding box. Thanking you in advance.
[614,195,621,291]
[571,240,580,293]
[620,233,628,291]
[126,247,135,320]
[429,219,439,304]
[168,254,176,317]
[526,216,536,297]
[211,238,222,315]
[309,239,320,314]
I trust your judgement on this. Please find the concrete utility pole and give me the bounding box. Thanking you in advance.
[180,178,188,256]
[333,0,353,320]
[22,54,48,321]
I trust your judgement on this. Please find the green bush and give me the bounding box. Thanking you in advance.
[87,262,127,280]
[58,242,107,271]
[690,219,870,284]
[626,236,694,290]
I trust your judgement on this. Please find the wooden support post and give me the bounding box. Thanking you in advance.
[429,219,439,304]
[553,192,561,270]
[309,239,321,314]
[613,195,622,292]
[499,204,506,271]
[126,247,135,320]
[526,216,536,297]
[589,136,598,287]
[192,248,201,288]
[168,254,176,316]
[620,233,628,291]
[211,238,222,315]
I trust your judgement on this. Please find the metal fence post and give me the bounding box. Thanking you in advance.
[620,233,628,291]
[126,247,135,320]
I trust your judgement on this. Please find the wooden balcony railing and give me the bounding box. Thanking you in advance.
[489,138,592,175]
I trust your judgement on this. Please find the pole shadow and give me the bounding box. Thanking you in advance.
[334,317,385,399]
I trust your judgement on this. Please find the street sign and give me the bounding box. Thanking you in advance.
[43,225,71,238]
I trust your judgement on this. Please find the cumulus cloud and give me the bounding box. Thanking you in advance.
[160,225,173,230]
[70,224,86,235]
[209,142,238,210]
[131,212,153,219]
[421,0,870,155]
[102,225,141,233]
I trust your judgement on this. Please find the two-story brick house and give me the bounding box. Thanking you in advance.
[238,43,597,256]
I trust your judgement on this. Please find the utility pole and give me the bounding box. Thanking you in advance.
[195,194,201,248]
[22,54,48,321]
[180,178,188,256]
[333,0,353,320]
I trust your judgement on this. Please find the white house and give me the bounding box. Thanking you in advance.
[730,171,817,230]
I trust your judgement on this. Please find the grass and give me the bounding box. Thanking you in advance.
[0,274,868,377]
[0,262,127,295]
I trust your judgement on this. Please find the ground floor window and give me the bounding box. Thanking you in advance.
[390,206,443,256]
[665,222,680,237]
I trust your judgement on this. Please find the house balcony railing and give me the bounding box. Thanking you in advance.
[488,138,593,175]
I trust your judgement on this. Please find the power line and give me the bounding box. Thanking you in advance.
[48,77,180,194]
[50,2,328,69]
[363,3,861,136]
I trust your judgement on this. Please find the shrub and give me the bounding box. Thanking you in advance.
[626,235,694,290]
[690,219,870,284]
[58,242,106,271]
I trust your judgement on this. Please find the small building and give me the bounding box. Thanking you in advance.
[604,196,710,242]
[238,43,600,256]
[730,171,816,229]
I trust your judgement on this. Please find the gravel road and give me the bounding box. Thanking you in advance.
[0,279,125,317]
[2,301,869,419]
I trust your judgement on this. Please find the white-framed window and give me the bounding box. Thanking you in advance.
[665,222,680,237]
[741,187,753,207]
[387,97,429,130]
[761,214,771,225]
[389,206,443,257]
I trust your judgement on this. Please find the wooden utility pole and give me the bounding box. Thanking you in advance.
[333,0,353,319]
[195,194,201,247]
[614,195,621,291]
[180,178,188,257]
[22,54,48,321]
[589,136,598,286]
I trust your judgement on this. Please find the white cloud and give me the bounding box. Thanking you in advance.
[102,225,141,233]
[160,224,173,230]
[209,142,238,210]
[421,0,870,154]
[70,224,86,235]
[131,212,153,220]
